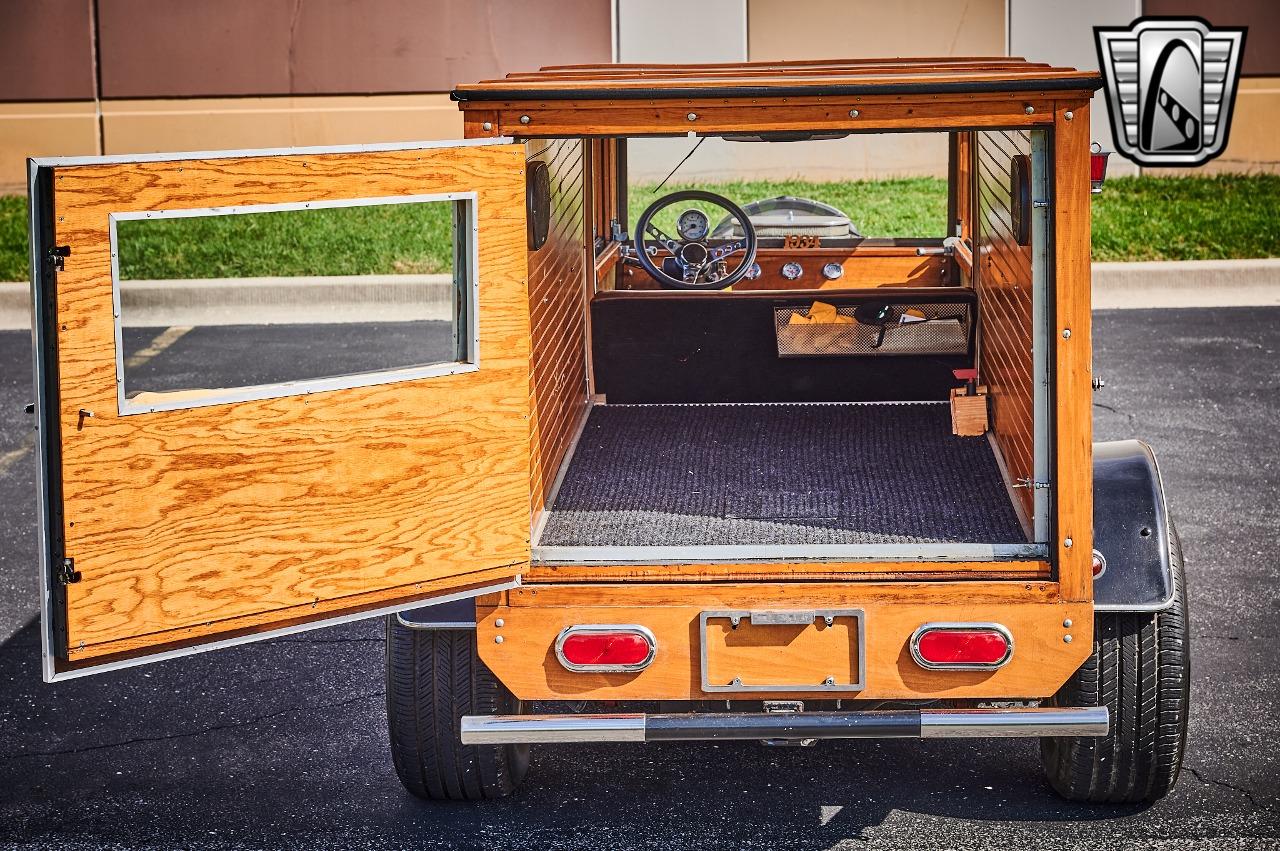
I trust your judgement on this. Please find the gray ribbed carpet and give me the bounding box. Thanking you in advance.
[539,403,1026,546]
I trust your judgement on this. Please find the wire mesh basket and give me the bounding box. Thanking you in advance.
[774,302,971,357]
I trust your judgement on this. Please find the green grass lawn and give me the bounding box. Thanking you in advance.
[2,174,1277,281]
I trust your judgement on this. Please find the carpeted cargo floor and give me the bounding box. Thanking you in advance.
[538,403,1027,547]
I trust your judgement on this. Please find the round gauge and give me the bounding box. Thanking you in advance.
[743,262,763,280]
[822,262,845,281]
[781,261,804,280]
[675,208,710,241]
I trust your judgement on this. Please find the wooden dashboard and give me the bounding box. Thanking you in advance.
[603,243,955,291]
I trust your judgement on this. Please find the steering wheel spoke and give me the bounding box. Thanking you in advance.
[709,239,747,261]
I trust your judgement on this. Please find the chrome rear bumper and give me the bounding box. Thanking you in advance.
[461,706,1109,744]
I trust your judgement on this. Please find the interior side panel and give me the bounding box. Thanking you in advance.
[974,129,1035,521]
[527,139,590,513]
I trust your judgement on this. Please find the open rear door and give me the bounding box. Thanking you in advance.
[28,139,531,680]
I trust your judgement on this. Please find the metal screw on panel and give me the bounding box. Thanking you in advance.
[1064,537,1074,548]
[494,618,504,628]
[824,615,834,627]
[1064,110,1074,121]
[1062,328,1072,339]
[481,121,493,131]
[824,676,836,686]
[731,677,742,686]
[519,115,531,125]
[1024,105,1035,115]
[494,635,504,644]
[1063,619,1073,628]
[848,108,860,118]
[1063,634,1073,643]
[687,112,698,121]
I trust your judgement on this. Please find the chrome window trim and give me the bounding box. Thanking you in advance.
[108,192,481,415]
[699,609,866,693]
[908,622,1015,671]
[554,624,658,673]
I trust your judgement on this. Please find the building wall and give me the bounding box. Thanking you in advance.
[0,0,612,193]
[2,0,1277,194]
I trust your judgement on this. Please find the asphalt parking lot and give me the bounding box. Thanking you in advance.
[0,308,1277,850]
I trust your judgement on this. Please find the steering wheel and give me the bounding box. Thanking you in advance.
[632,190,757,290]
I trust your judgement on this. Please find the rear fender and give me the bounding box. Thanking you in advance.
[1092,440,1175,611]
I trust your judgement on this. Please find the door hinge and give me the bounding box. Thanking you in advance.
[48,245,70,271]
[57,557,82,585]
[1013,477,1051,490]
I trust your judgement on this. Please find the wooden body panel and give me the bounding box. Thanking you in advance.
[1051,101,1095,601]
[478,581,1092,701]
[49,143,532,661]
[526,139,590,515]
[461,95,1071,141]
[974,129,1036,521]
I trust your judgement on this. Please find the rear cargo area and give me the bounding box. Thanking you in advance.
[537,402,1026,547]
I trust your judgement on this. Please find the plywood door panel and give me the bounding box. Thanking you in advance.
[48,142,532,663]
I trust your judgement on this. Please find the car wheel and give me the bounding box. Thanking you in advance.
[1040,525,1190,803]
[385,617,530,800]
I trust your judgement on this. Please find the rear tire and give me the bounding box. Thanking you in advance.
[385,617,530,800]
[1040,527,1190,803]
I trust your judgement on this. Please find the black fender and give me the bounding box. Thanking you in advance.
[1092,439,1175,611]
[395,597,477,629]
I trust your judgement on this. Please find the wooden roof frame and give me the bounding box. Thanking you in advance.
[452,58,1102,138]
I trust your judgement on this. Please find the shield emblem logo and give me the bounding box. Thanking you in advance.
[1095,17,1247,167]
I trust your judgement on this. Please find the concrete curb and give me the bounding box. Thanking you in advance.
[1092,258,1280,309]
[0,274,454,330]
[2,260,1277,330]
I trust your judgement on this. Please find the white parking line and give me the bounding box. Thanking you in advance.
[124,325,193,370]
[0,433,34,478]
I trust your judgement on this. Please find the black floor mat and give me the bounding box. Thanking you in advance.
[539,403,1027,546]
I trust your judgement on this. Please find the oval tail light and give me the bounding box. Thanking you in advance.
[555,625,657,672]
[910,623,1013,670]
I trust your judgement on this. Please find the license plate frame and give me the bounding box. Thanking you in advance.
[699,609,866,693]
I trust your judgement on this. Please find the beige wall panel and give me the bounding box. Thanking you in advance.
[101,95,463,157]
[747,0,1004,61]
[0,102,99,194]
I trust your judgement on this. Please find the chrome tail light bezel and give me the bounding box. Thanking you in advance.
[909,622,1015,671]
[554,624,658,673]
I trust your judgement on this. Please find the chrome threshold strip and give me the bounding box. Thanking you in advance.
[461,707,1108,744]
[532,542,1049,566]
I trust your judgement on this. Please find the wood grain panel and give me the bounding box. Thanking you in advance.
[477,581,1092,701]
[1051,102,1095,601]
[463,96,1062,140]
[49,143,532,660]
[526,139,589,515]
[974,129,1035,523]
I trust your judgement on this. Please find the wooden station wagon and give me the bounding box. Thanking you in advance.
[26,57,1188,803]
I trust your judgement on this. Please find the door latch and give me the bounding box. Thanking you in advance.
[57,557,82,585]
[1013,478,1050,490]
[47,245,70,271]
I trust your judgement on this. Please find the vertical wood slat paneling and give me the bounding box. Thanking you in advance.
[974,129,1034,522]
[527,139,588,515]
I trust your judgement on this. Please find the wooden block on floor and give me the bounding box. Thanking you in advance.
[951,386,989,436]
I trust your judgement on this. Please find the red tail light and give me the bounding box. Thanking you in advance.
[555,625,656,672]
[1092,550,1108,578]
[1090,142,1111,194]
[910,624,1013,670]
